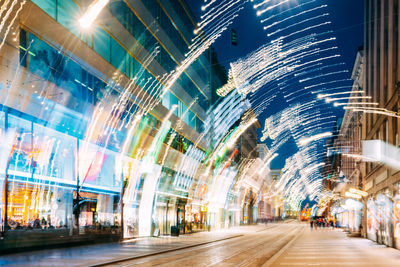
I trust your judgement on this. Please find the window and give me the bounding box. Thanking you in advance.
[57,0,80,36]
[108,1,134,36]
[162,90,171,109]
[19,29,27,67]
[188,110,196,130]
[170,92,179,117]
[31,0,56,19]
[111,38,127,74]
[93,27,111,62]
[386,120,389,143]
[24,32,102,110]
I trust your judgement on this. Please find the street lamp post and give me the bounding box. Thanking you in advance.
[73,137,80,234]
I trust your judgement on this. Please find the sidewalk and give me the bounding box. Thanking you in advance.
[266,227,400,266]
[0,224,271,267]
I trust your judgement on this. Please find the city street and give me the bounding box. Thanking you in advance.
[1,0,399,265]
[1,222,400,266]
[267,225,400,267]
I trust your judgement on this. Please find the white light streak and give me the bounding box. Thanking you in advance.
[79,0,110,29]
[299,132,332,146]
[325,96,371,103]
[317,90,364,99]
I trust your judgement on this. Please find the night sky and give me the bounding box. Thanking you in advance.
[186,0,364,169]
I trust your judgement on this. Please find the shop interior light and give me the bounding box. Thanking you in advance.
[345,191,362,199]
[349,188,368,197]
[79,0,110,29]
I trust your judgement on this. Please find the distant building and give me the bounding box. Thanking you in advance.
[257,143,269,161]
[270,169,282,182]
[333,48,364,233]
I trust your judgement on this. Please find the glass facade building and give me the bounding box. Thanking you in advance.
[0,0,239,249]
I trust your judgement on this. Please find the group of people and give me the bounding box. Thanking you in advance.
[309,217,336,229]
[6,218,66,230]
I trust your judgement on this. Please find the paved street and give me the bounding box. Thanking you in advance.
[267,226,400,267]
[1,222,400,266]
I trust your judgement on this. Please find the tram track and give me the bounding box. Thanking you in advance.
[94,224,303,267]
[89,224,279,267]
[204,225,302,267]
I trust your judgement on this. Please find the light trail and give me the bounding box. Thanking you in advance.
[255,0,290,15]
[311,85,353,94]
[0,0,26,51]
[267,13,330,38]
[276,21,332,40]
[262,5,327,31]
[344,106,388,112]
[325,95,371,103]
[300,70,348,83]
[334,102,379,107]
[299,132,333,146]
[0,0,357,218]
[260,0,317,24]
[349,108,400,118]
[317,90,364,98]
[305,79,352,90]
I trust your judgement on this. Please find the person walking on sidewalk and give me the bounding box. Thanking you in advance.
[310,219,314,230]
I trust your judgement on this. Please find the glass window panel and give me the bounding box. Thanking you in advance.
[28,31,99,110]
[79,141,121,191]
[141,1,160,21]
[6,182,74,229]
[196,117,203,132]
[182,104,189,125]
[57,0,80,36]
[111,38,126,74]
[28,34,52,79]
[19,29,27,67]
[170,94,179,117]
[31,0,56,19]
[108,1,134,36]
[162,90,171,109]
[93,27,111,62]
[7,115,32,175]
[33,123,76,181]
[188,110,196,129]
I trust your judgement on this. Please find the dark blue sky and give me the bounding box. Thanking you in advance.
[186,0,363,70]
[186,0,364,168]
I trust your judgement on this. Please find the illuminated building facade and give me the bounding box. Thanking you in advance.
[0,0,229,248]
[361,0,400,248]
[334,48,364,233]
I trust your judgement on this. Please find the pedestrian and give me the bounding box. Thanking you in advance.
[310,219,314,230]
[34,218,41,229]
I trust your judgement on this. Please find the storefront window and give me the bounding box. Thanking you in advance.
[393,193,400,247]
[79,140,121,191]
[33,122,75,181]
[6,181,74,229]
[7,115,33,175]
